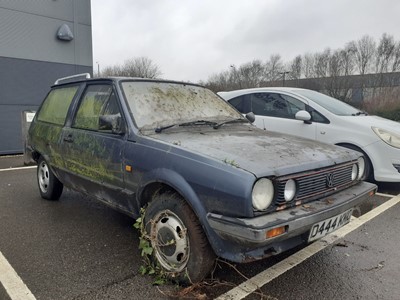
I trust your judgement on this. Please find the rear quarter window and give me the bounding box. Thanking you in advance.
[37,86,79,125]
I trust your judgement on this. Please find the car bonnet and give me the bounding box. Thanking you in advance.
[147,126,359,178]
[344,115,400,132]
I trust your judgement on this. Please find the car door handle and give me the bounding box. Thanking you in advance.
[63,135,74,143]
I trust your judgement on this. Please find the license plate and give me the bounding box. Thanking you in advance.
[308,208,353,242]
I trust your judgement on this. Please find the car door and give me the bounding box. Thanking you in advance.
[230,92,317,140]
[61,84,128,209]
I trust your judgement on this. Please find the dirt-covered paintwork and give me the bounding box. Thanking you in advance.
[146,125,357,178]
[27,77,377,264]
[121,81,241,129]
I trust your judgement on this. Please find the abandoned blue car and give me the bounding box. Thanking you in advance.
[28,74,377,283]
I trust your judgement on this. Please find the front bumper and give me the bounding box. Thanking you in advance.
[207,181,377,247]
[364,140,400,182]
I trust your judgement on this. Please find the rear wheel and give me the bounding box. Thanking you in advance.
[37,157,63,200]
[144,192,215,284]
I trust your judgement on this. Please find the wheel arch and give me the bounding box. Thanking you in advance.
[335,142,375,181]
[31,150,52,165]
[137,168,207,221]
[136,168,222,254]
[31,150,41,162]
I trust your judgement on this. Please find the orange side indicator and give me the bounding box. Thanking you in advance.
[125,165,132,172]
[266,226,286,239]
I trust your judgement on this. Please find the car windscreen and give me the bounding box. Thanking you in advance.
[121,81,243,129]
[294,89,360,116]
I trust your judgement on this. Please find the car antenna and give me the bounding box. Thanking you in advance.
[263,119,266,130]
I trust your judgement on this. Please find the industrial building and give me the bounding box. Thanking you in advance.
[0,0,92,154]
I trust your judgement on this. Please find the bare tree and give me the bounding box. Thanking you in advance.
[341,43,357,76]
[125,57,162,78]
[314,48,331,78]
[264,54,284,81]
[202,71,232,92]
[101,57,162,78]
[303,53,315,78]
[325,49,353,101]
[229,64,242,89]
[288,55,302,80]
[350,35,376,75]
[392,41,400,72]
[328,50,343,77]
[101,65,122,77]
[202,33,400,102]
[237,59,265,88]
[204,56,283,91]
[375,33,395,73]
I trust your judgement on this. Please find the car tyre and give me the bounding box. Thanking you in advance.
[144,192,216,284]
[37,157,63,200]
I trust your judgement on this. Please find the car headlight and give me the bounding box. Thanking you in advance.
[351,164,358,181]
[357,157,365,180]
[372,127,400,149]
[252,178,274,210]
[284,179,296,201]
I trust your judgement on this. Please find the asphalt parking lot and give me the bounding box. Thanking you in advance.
[0,155,399,299]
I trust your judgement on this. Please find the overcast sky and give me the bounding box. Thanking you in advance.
[91,0,400,82]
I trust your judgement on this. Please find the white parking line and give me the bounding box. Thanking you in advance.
[0,164,36,299]
[376,192,396,198]
[216,194,400,300]
[0,166,36,172]
[0,251,36,300]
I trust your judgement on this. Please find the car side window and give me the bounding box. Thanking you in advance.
[37,86,79,125]
[250,93,306,119]
[280,95,306,116]
[228,96,246,113]
[310,109,329,123]
[73,85,120,131]
[98,92,124,133]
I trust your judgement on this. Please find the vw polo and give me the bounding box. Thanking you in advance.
[28,74,377,283]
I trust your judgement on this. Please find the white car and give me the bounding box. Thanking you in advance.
[219,87,400,182]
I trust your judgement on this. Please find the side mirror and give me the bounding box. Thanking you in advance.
[295,110,312,124]
[245,112,256,123]
[99,114,124,134]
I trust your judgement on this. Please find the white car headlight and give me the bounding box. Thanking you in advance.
[252,178,274,210]
[372,127,400,149]
[357,157,365,180]
[284,179,296,201]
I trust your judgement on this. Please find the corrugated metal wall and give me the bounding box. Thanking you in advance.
[0,0,92,154]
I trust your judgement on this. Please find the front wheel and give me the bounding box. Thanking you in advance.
[144,192,215,284]
[37,157,63,200]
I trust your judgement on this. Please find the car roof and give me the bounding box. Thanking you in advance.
[52,73,202,88]
[218,87,309,100]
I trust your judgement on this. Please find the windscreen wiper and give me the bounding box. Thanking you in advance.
[213,118,248,129]
[352,111,368,116]
[155,120,217,133]
[155,124,177,133]
[179,120,217,127]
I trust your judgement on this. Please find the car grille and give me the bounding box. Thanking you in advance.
[275,162,356,207]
